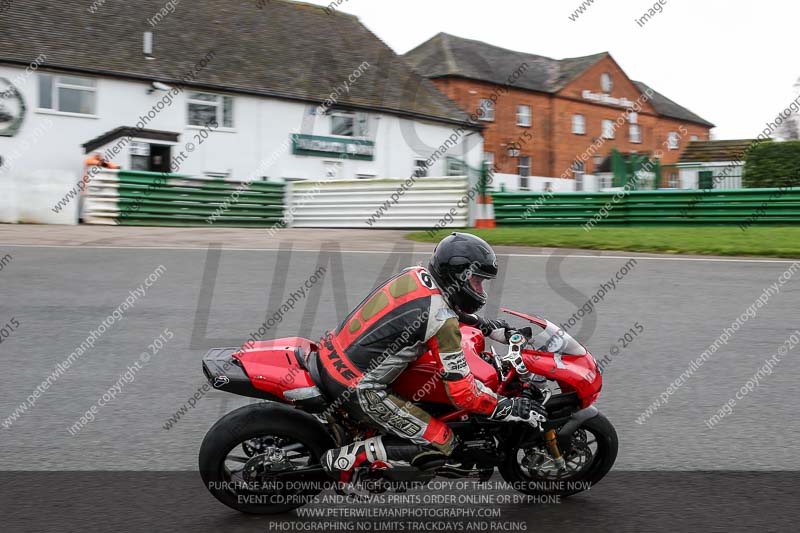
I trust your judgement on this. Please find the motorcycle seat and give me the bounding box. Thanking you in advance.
[293,346,309,371]
[305,351,325,391]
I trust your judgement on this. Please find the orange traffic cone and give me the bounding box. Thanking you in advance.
[474,194,496,229]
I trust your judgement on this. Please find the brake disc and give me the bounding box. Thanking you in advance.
[242,446,294,483]
[243,436,283,457]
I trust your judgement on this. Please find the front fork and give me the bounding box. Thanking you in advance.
[543,428,567,470]
[498,339,590,471]
[543,405,600,469]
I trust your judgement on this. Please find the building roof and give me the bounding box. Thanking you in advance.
[633,82,715,128]
[82,127,180,153]
[404,33,715,128]
[403,32,592,94]
[679,139,760,164]
[0,0,476,128]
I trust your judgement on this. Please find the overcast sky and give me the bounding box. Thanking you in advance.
[304,0,798,140]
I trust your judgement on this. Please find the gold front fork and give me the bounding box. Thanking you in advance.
[544,429,567,470]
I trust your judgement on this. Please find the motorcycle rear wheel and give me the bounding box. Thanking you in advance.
[498,413,618,497]
[199,402,335,514]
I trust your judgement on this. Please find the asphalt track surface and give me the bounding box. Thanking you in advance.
[1,241,799,531]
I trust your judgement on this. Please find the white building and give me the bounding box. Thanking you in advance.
[0,0,482,187]
[676,139,756,189]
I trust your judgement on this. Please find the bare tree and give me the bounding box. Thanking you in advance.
[776,76,800,140]
[780,116,800,140]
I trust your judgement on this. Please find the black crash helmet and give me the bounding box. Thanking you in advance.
[428,232,498,314]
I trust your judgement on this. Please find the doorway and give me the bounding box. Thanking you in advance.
[149,145,172,173]
[130,142,172,172]
[698,170,714,190]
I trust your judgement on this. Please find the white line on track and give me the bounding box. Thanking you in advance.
[0,243,797,264]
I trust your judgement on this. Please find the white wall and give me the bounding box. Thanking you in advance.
[0,171,80,224]
[0,64,483,184]
[677,162,744,190]
[492,173,577,193]
[680,168,698,190]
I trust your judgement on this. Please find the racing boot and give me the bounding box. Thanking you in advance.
[382,436,450,471]
[322,435,451,484]
[322,436,390,484]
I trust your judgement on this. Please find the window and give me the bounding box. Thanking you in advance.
[572,114,586,135]
[447,157,467,176]
[478,99,495,121]
[38,73,96,115]
[630,124,642,143]
[130,154,149,171]
[413,159,428,178]
[516,105,531,127]
[331,114,354,136]
[601,73,613,93]
[668,172,679,188]
[188,92,234,127]
[357,113,369,137]
[667,132,680,150]
[628,112,638,124]
[518,156,530,177]
[129,141,150,171]
[483,152,495,170]
[691,135,700,142]
[602,119,615,139]
[330,112,368,137]
[572,161,585,184]
[519,177,530,191]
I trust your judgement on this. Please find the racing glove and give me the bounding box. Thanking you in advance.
[459,313,511,343]
[490,397,547,429]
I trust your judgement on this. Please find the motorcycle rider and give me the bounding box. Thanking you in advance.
[312,232,547,482]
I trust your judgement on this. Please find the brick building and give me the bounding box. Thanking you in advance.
[404,33,714,189]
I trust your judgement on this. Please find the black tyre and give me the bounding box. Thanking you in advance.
[199,402,335,514]
[499,413,618,497]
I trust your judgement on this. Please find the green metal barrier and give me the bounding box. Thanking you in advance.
[84,170,286,227]
[494,188,800,226]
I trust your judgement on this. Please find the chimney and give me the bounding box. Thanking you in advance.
[143,31,154,59]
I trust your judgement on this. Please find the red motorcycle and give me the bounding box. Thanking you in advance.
[199,308,618,514]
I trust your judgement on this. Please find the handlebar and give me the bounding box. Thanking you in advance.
[505,333,532,380]
[491,329,550,402]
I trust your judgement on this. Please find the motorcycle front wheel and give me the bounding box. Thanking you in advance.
[498,412,618,497]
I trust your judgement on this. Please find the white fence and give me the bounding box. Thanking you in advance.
[0,170,80,224]
[288,176,470,229]
[492,173,579,193]
[679,164,744,190]
[81,169,122,224]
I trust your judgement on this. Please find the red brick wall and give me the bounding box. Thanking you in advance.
[431,55,711,179]
[432,78,553,176]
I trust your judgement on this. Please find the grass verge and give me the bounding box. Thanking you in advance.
[406,226,800,258]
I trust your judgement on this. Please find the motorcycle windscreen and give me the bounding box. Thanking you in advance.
[530,319,587,356]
